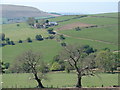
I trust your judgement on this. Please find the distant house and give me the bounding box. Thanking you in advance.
[48,22,58,26]
[33,21,58,29]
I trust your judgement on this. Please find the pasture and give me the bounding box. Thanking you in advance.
[2,23,49,41]
[2,72,118,88]
[1,13,119,88]
[2,13,118,64]
[2,39,61,64]
[58,25,118,45]
[90,13,118,17]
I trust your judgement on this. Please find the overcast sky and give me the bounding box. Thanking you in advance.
[1,0,119,14]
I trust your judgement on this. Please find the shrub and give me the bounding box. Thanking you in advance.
[16,24,20,27]
[47,28,56,34]
[61,42,67,47]
[60,35,65,40]
[18,40,23,43]
[48,35,55,39]
[1,42,7,47]
[75,27,81,31]
[5,38,10,42]
[27,37,32,43]
[6,41,11,45]
[35,35,43,41]
[50,62,61,71]
[10,41,15,45]
[0,33,5,41]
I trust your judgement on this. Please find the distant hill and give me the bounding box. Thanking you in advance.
[1,4,51,18]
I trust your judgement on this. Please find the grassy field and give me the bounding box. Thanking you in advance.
[2,13,118,64]
[49,15,78,22]
[2,72,118,88]
[90,13,118,17]
[58,25,118,45]
[64,37,118,51]
[1,12,119,89]
[2,23,49,41]
[2,36,118,64]
[2,39,61,64]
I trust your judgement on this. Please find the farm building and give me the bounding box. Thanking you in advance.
[48,22,58,26]
[33,21,58,28]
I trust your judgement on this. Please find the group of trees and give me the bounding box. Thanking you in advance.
[7,44,119,88]
[0,61,10,73]
[35,35,44,41]
[26,35,44,43]
[0,33,15,46]
[27,17,50,29]
[75,27,81,31]
[47,28,56,35]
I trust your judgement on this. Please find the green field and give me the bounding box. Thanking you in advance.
[2,13,119,88]
[2,73,118,88]
[90,13,118,17]
[58,25,118,45]
[49,15,77,22]
[2,13,118,64]
[2,23,49,41]
[2,39,61,64]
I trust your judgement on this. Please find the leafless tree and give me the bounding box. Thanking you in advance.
[14,50,48,88]
[60,45,96,88]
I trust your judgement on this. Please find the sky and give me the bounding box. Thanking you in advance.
[1,0,119,14]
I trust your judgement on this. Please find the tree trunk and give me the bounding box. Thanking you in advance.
[76,74,82,88]
[34,73,44,88]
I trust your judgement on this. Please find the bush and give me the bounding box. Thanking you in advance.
[75,27,81,31]
[5,38,10,42]
[27,37,32,43]
[18,40,23,43]
[48,35,55,39]
[61,42,67,47]
[50,62,61,71]
[0,33,5,41]
[6,41,11,45]
[10,41,15,45]
[60,35,65,40]
[1,42,7,47]
[35,35,44,41]
[47,28,56,34]
[16,24,20,27]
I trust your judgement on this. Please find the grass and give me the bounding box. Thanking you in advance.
[2,72,118,88]
[58,25,118,45]
[2,39,62,64]
[1,13,119,89]
[2,13,118,64]
[90,12,118,17]
[77,17,118,25]
[49,15,78,22]
[64,37,118,51]
[2,23,49,41]
[2,12,118,69]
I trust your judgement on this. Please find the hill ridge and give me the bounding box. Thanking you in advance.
[1,4,50,18]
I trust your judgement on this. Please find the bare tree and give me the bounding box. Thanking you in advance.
[14,50,48,88]
[60,45,96,88]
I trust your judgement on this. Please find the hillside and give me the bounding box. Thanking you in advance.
[1,12,119,88]
[1,4,50,18]
[1,13,118,65]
